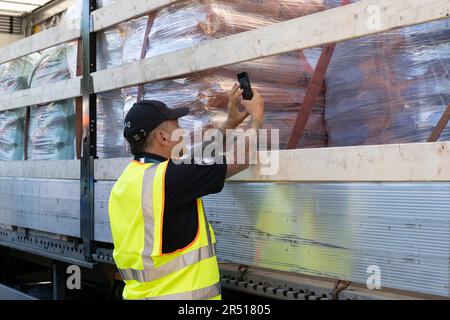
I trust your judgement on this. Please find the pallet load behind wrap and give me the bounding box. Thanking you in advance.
[26,2,81,160]
[325,0,450,146]
[96,0,328,157]
[96,0,139,158]
[28,43,78,160]
[0,0,81,162]
[0,55,40,160]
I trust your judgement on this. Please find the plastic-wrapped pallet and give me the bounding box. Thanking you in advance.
[0,55,40,160]
[97,90,129,158]
[96,0,327,157]
[31,0,82,34]
[145,0,325,58]
[325,0,450,146]
[32,13,64,33]
[95,4,130,158]
[144,0,327,149]
[0,109,26,161]
[95,0,148,69]
[121,72,326,150]
[115,0,327,156]
[95,0,149,158]
[96,0,127,70]
[28,42,78,160]
[24,0,81,160]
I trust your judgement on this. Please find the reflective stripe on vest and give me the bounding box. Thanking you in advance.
[118,243,217,282]
[116,164,216,282]
[109,160,221,300]
[144,282,221,300]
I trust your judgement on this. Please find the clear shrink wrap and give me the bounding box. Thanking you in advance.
[28,42,78,160]
[97,90,129,158]
[97,0,327,157]
[32,0,82,33]
[325,1,450,146]
[0,55,40,160]
[96,25,127,70]
[96,0,148,69]
[27,100,76,160]
[32,13,63,33]
[95,1,150,158]
[122,17,149,64]
[122,69,326,150]
[96,0,127,70]
[145,0,325,58]
[0,109,26,161]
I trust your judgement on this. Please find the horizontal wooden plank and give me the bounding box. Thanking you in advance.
[91,0,450,93]
[94,142,450,182]
[0,77,82,112]
[91,0,182,32]
[0,18,81,65]
[234,142,450,182]
[0,160,80,180]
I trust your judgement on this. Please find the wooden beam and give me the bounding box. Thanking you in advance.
[287,44,335,149]
[0,77,82,112]
[428,104,450,142]
[137,13,156,101]
[94,142,450,182]
[0,18,81,65]
[0,160,80,180]
[287,0,349,149]
[91,0,182,32]
[91,0,450,94]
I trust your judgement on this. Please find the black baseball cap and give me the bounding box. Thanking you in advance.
[123,100,189,145]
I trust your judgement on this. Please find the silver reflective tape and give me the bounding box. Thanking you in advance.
[119,269,148,284]
[141,165,158,270]
[144,282,221,300]
[118,164,218,284]
[118,244,216,282]
[200,199,215,257]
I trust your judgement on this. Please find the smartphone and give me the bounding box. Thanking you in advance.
[238,72,254,100]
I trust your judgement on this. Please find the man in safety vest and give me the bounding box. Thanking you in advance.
[108,84,265,300]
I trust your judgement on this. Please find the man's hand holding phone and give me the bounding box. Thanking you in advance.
[241,88,265,130]
[223,83,249,130]
[223,75,266,179]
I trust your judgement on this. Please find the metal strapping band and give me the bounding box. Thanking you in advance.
[144,282,221,300]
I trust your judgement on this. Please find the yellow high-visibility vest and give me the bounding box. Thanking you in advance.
[108,160,221,300]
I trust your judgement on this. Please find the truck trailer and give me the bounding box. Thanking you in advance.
[0,0,450,300]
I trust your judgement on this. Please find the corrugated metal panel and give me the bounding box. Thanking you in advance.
[93,181,450,297]
[94,181,113,243]
[4,180,446,296]
[0,178,80,236]
[204,183,450,297]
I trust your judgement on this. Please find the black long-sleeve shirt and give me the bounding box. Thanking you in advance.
[137,153,227,254]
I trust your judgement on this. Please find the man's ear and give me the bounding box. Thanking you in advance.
[155,129,170,145]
